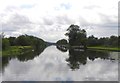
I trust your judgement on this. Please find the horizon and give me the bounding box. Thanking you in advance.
[2,32,119,43]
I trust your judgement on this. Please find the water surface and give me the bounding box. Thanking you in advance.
[1,46,118,81]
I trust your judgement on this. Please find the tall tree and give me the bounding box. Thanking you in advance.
[65,24,87,47]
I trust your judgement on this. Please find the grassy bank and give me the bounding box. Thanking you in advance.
[1,46,33,57]
[87,46,120,52]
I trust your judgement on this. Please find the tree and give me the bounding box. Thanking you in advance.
[87,35,99,46]
[2,38,10,50]
[56,39,68,45]
[109,35,118,47]
[65,24,87,47]
[8,37,16,46]
[16,35,31,46]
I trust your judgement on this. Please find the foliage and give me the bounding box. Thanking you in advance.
[87,35,119,47]
[16,35,31,46]
[65,24,87,47]
[2,34,46,51]
[2,38,10,50]
[2,46,32,57]
[56,39,68,45]
[8,37,16,46]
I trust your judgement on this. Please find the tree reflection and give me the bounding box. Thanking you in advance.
[66,48,87,70]
[87,50,109,61]
[56,45,67,52]
[2,46,47,73]
[56,46,110,70]
[66,49,109,70]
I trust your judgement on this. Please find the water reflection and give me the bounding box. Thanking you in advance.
[2,46,46,72]
[56,45,67,52]
[66,48,87,70]
[1,46,118,81]
[56,46,115,70]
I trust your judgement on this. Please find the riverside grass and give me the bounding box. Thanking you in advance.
[87,46,120,52]
[1,46,33,57]
[1,46,120,57]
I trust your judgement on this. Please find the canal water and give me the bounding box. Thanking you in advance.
[0,46,118,81]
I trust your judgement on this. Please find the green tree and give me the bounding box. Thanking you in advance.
[87,35,99,46]
[8,37,16,46]
[56,39,68,45]
[16,35,31,46]
[109,35,118,47]
[2,38,10,50]
[65,24,87,47]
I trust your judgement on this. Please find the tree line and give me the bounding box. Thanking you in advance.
[1,34,46,50]
[56,24,119,48]
[87,35,119,47]
[1,24,119,50]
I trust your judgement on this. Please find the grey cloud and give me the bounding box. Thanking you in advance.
[98,13,117,27]
[56,15,74,25]
[79,16,90,26]
[78,13,117,29]
[1,10,118,42]
[9,14,32,25]
[43,17,54,25]
[2,14,32,33]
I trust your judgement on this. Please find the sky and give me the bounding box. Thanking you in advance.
[0,0,119,42]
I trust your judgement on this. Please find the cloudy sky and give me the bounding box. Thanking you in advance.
[0,0,118,42]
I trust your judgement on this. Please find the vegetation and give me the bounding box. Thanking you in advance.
[1,24,120,57]
[65,24,87,48]
[56,39,68,45]
[87,46,120,51]
[1,34,47,57]
[2,46,33,57]
[56,24,119,51]
[2,38,10,50]
[87,35,119,47]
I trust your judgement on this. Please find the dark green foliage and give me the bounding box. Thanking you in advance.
[109,36,118,47]
[87,35,119,47]
[87,35,99,46]
[2,34,46,51]
[118,36,120,48]
[16,35,31,46]
[32,38,46,51]
[8,37,16,46]
[56,39,68,45]
[65,24,87,47]
[2,38,10,50]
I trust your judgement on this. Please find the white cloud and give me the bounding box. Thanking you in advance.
[0,0,119,42]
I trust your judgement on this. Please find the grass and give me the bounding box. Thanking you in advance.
[1,46,33,57]
[87,46,120,52]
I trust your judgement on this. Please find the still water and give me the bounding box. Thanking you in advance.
[1,46,118,81]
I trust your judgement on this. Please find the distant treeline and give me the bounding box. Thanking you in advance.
[2,34,46,50]
[56,35,119,47]
[56,24,119,48]
[86,35,119,47]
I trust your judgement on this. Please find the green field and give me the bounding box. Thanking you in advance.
[87,46,120,52]
[1,46,33,57]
